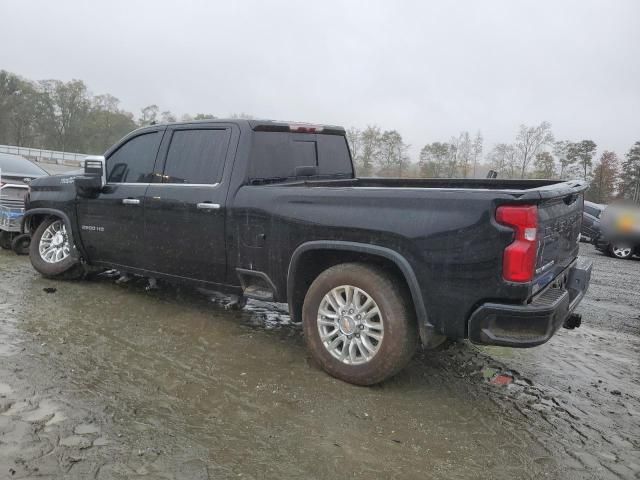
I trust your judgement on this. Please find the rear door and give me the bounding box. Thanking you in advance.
[76,128,164,268]
[143,124,232,283]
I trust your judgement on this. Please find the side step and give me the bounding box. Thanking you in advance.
[236,268,277,302]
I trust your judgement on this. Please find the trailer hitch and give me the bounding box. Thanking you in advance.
[563,313,582,330]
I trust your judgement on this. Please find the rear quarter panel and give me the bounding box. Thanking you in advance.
[230,185,533,338]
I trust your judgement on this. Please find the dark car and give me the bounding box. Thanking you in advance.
[581,201,605,242]
[22,120,592,385]
[0,153,48,250]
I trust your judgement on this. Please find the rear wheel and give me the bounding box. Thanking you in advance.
[29,218,83,279]
[302,263,417,385]
[609,244,633,260]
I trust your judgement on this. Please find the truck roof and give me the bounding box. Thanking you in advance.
[149,119,346,135]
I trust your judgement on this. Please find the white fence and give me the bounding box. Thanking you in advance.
[0,144,88,167]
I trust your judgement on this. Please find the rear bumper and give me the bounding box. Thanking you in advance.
[468,257,592,347]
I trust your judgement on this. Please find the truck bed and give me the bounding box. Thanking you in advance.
[282,177,586,200]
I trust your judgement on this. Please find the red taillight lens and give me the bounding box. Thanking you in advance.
[496,205,538,282]
[289,124,323,133]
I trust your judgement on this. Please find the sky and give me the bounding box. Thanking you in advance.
[1,0,639,159]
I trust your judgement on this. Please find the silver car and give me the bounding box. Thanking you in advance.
[0,153,48,250]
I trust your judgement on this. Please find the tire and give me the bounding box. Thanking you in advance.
[0,231,14,250]
[302,263,417,386]
[29,217,83,279]
[11,233,31,255]
[609,244,633,260]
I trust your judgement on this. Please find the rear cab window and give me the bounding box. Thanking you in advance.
[248,132,353,182]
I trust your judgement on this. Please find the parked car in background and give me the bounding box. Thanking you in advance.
[0,153,48,252]
[593,203,640,260]
[581,201,606,242]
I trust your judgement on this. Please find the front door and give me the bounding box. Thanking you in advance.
[143,125,231,283]
[76,128,164,268]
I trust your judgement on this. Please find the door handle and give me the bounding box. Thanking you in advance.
[197,202,221,210]
[122,198,140,205]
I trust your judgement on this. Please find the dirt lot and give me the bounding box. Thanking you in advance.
[0,244,638,479]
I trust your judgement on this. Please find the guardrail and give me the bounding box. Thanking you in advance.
[0,144,88,167]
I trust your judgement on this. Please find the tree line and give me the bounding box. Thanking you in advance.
[351,120,639,204]
[0,70,221,155]
[1,70,638,204]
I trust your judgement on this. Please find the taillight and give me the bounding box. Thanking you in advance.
[496,205,538,282]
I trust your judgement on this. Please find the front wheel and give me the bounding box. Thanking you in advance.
[29,218,83,279]
[302,263,417,385]
[609,244,633,260]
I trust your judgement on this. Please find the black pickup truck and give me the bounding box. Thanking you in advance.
[22,120,592,385]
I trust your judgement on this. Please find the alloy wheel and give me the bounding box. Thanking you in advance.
[317,285,384,365]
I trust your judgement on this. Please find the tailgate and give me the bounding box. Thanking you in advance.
[533,192,584,292]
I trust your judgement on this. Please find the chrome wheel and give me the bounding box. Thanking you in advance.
[39,220,71,264]
[317,285,384,365]
[612,245,632,259]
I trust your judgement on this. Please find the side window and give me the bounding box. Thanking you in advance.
[162,129,230,184]
[106,132,160,183]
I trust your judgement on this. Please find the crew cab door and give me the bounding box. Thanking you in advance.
[143,125,233,283]
[76,127,164,268]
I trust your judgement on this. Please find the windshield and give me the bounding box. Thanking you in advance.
[0,153,48,176]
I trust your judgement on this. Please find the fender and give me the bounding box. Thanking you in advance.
[21,208,88,259]
[287,240,434,344]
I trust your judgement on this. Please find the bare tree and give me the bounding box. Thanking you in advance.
[346,127,362,166]
[456,131,472,178]
[139,104,159,125]
[160,110,177,123]
[471,131,483,177]
[359,125,381,176]
[419,142,450,178]
[514,121,554,178]
[532,152,557,178]
[488,143,519,178]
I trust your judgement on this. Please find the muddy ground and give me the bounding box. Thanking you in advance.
[0,244,638,479]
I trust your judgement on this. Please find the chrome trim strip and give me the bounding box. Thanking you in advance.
[107,182,220,187]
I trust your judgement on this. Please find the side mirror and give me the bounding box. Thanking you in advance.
[75,155,106,197]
